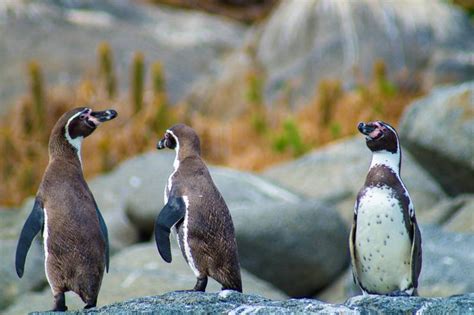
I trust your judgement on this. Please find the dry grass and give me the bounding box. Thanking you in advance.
[141,0,278,23]
[0,51,423,206]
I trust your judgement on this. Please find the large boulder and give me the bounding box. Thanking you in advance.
[88,151,347,297]
[186,0,474,112]
[321,224,474,302]
[442,195,474,234]
[121,151,301,237]
[262,136,447,225]
[4,242,286,314]
[14,291,474,314]
[418,225,474,297]
[399,82,474,196]
[234,199,349,297]
[0,0,246,114]
[422,194,474,234]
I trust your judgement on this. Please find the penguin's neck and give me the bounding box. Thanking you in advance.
[370,149,401,174]
[48,136,83,169]
[174,143,200,169]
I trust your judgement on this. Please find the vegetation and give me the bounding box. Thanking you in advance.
[0,43,423,206]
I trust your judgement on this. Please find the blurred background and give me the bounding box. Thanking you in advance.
[0,0,473,313]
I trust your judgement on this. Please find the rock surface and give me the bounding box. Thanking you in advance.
[442,195,474,234]
[324,224,474,302]
[24,291,474,314]
[418,225,474,297]
[90,151,301,240]
[0,0,246,114]
[187,0,474,112]
[421,194,474,234]
[90,151,348,297]
[0,200,47,310]
[234,199,349,297]
[399,81,474,196]
[5,242,286,314]
[262,136,447,225]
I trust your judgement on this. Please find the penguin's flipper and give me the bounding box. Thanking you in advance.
[349,199,361,288]
[155,196,186,263]
[95,203,110,273]
[15,198,44,278]
[410,215,422,292]
[349,218,360,287]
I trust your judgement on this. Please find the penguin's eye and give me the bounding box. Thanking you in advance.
[79,114,87,120]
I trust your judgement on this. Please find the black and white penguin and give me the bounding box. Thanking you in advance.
[15,107,117,311]
[350,121,422,296]
[154,123,242,292]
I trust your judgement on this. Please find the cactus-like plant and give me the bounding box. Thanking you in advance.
[373,59,396,96]
[98,135,114,172]
[150,61,171,132]
[1,128,16,180]
[28,61,45,132]
[317,79,342,127]
[246,71,267,134]
[151,61,165,98]
[131,51,145,114]
[98,42,117,99]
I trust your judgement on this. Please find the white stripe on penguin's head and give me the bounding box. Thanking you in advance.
[64,110,86,166]
[167,129,180,169]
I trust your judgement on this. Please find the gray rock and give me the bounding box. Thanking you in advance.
[110,151,301,238]
[262,136,446,226]
[399,82,474,196]
[421,194,474,234]
[100,211,140,253]
[327,224,474,301]
[0,239,45,311]
[345,293,474,314]
[186,0,474,112]
[234,199,349,297]
[0,200,47,310]
[257,0,474,104]
[419,225,474,297]
[443,195,474,234]
[5,242,286,314]
[0,0,246,114]
[22,291,474,314]
[89,150,345,297]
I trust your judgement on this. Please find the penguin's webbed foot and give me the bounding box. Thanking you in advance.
[52,292,67,312]
[193,276,208,292]
[387,290,410,297]
[84,303,96,309]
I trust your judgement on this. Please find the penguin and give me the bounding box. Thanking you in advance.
[350,120,422,296]
[15,107,117,311]
[154,123,242,292]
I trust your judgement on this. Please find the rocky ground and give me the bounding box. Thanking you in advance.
[27,292,474,314]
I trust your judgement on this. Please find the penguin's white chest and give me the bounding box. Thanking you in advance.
[355,185,412,294]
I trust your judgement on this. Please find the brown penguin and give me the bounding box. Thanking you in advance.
[15,107,117,311]
[155,123,242,292]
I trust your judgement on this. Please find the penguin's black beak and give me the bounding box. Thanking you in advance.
[90,109,118,123]
[358,122,376,136]
[157,138,166,150]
